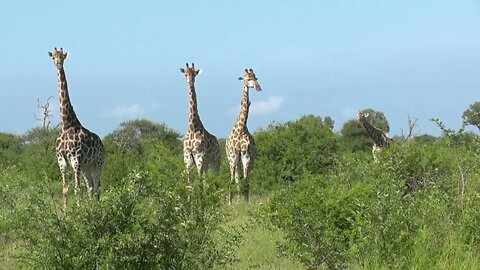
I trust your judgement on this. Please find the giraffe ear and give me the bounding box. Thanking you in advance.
[64,52,69,59]
[196,69,203,75]
[180,68,186,73]
[48,52,53,57]
[238,77,244,81]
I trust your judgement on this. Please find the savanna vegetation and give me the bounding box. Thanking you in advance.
[1,103,480,269]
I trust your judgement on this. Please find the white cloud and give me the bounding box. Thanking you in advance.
[250,96,285,116]
[102,103,160,119]
[229,96,285,116]
[105,104,143,118]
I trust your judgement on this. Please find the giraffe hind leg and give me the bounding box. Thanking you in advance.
[83,166,101,200]
[83,168,94,197]
[372,144,381,162]
[71,157,82,207]
[193,153,207,189]
[92,166,102,200]
[184,151,196,198]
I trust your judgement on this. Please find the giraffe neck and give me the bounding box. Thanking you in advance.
[57,67,81,130]
[188,81,204,131]
[234,85,250,131]
[359,117,386,145]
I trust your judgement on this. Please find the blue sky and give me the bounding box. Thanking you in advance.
[1,1,479,138]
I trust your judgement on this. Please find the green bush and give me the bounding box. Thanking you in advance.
[1,170,241,269]
[253,115,338,193]
[267,175,371,269]
[265,137,480,269]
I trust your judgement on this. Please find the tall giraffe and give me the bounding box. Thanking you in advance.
[356,111,392,161]
[48,47,105,211]
[225,68,262,204]
[180,63,221,189]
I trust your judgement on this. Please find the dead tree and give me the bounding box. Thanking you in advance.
[401,114,418,141]
[34,96,53,129]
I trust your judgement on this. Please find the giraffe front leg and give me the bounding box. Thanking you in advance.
[58,156,69,212]
[241,154,253,202]
[193,152,207,190]
[227,149,241,205]
[228,161,237,206]
[184,151,196,199]
[71,158,82,207]
[372,144,381,162]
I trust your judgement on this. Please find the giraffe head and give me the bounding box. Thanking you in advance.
[238,68,262,91]
[180,63,202,83]
[48,47,68,69]
[356,111,369,121]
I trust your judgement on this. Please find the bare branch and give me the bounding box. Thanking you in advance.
[405,114,417,141]
[400,115,418,141]
[34,96,54,129]
[430,117,456,136]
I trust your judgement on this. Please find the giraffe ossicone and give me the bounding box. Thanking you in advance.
[48,47,105,212]
[226,68,262,205]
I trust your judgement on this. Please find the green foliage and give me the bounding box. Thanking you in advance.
[1,112,479,269]
[462,101,480,130]
[323,116,335,130]
[267,175,371,269]
[413,133,438,144]
[102,119,184,188]
[18,127,60,180]
[253,115,338,192]
[104,118,182,154]
[1,171,241,269]
[264,136,480,269]
[0,132,22,168]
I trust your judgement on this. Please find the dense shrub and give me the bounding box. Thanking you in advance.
[252,115,339,193]
[0,132,23,168]
[265,137,480,269]
[267,175,372,269]
[1,115,479,269]
[1,170,241,269]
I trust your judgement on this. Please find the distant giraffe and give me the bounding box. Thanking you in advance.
[48,47,105,211]
[357,111,392,161]
[226,68,262,204]
[180,63,221,189]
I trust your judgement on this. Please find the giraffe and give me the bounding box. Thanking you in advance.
[180,63,221,189]
[356,111,392,161]
[225,68,262,204]
[48,47,105,211]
